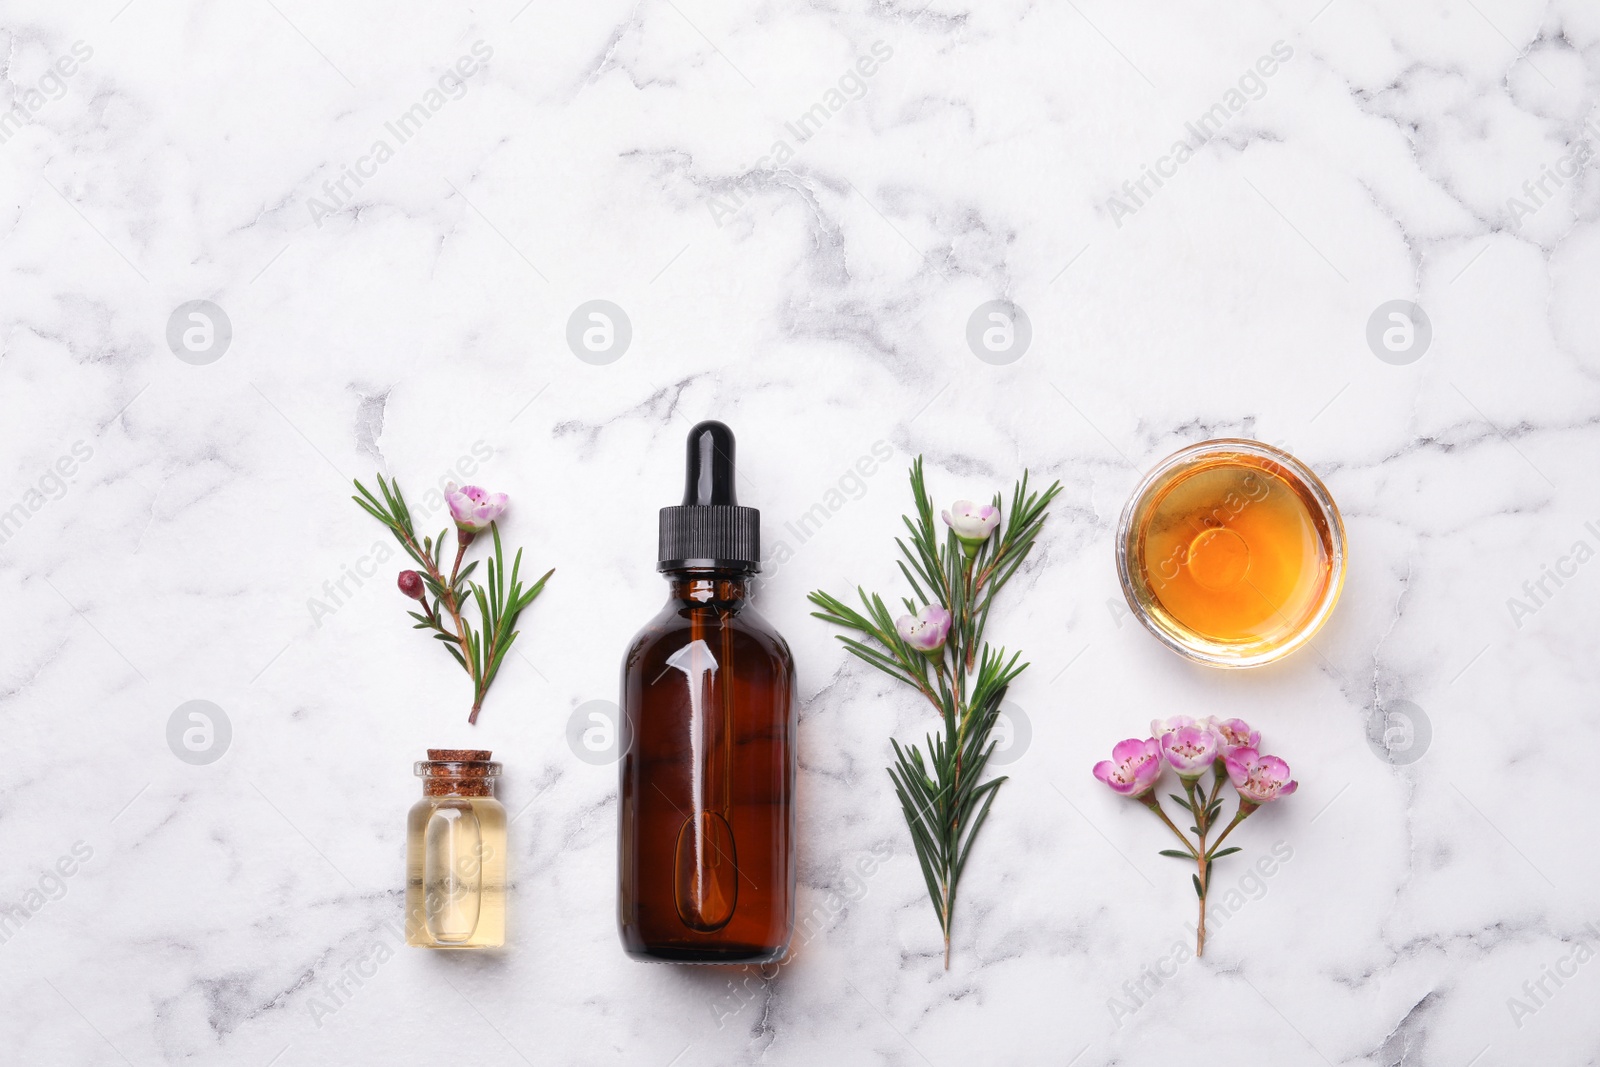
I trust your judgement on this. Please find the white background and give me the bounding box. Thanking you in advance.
[2,0,1597,1063]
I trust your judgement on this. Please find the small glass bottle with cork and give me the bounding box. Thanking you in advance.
[406,749,506,949]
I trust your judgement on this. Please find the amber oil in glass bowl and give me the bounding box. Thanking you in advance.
[1116,440,1345,667]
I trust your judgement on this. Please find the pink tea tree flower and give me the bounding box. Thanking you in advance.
[1094,720,1298,957]
[1160,725,1220,779]
[942,500,1001,557]
[896,604,952,656]
[1205,716,1260,757]
[1224,749,1298,809]
[446,483,509,541]
[355,473,552,725]
[1093,738,1164,797]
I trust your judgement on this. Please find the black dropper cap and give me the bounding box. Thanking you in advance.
[658,421,761,574]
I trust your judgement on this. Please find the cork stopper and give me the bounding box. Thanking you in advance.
[416,749,500,797]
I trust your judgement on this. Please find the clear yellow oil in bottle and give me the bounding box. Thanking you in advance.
[405,752,507,949]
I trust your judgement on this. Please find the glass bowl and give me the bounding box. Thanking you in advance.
[1115,439,1346,668]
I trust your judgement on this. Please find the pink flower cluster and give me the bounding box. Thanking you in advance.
[1091,714,1298,958]
[1093,715,1296,804]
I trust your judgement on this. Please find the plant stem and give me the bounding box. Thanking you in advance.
[962,553,978,674]
[1185,779,1210,957]
[434,584,476,696]
[1207,801,1257,857]
[942,894,951,969]
[946,556,980,879]
[1139,794,1197,856]
[945,698,963,968]
[942,557,984,972]
[468,620,507,727]
[393,525,478,698]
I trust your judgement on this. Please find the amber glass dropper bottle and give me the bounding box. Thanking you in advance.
[617,420,796,963]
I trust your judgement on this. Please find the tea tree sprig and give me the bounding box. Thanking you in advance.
[810,457,1060,968]
[353,473,552,724]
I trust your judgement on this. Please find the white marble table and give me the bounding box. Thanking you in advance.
[2,0,1596,1063]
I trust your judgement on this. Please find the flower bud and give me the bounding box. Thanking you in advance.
[398,570,426,600]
